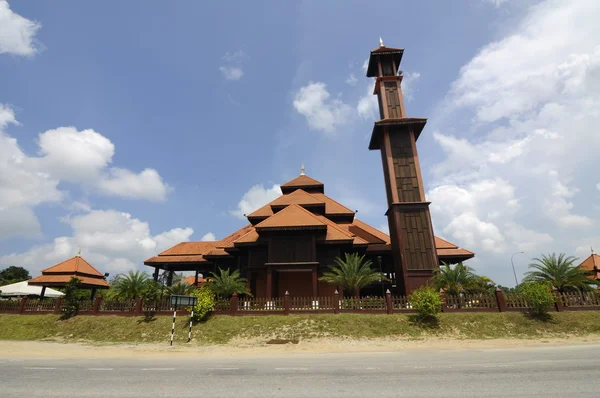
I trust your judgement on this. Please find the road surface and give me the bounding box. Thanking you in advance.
[1,343,598,397]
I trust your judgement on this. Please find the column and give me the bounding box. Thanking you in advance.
[153,267,159,282]
[167,270,174,287]
[194,270,199,287]
[266,266,272,299]
[312,265,318,297]
[40,286,46,300]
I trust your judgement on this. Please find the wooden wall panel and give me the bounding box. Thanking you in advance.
[269,235,313,263]
[399,209,436,270]
[389,130,422,203]
[384,82,402,119]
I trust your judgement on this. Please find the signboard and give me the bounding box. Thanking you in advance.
[170,294,197,308]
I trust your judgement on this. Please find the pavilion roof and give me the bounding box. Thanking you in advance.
[40,255,104,277]
[578,254,600,279]
[29,255,110,288]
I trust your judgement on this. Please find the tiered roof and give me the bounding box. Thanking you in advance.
[144,173,475,266]
[578,253,600,280]
[28,255,110,289]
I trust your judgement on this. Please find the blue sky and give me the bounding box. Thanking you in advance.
[1,0,599,287]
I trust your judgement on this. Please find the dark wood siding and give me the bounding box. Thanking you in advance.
[249,247,267,267]
[269,235,313,263]
[399,209,436,270]
[389,129,422,202]
[384,82,402,119]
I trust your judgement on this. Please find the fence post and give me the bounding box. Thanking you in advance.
[553,287,563,312]
[18,297,28,314]
[440,289,448,313]
[284,291,290,315]
[385,289,393,314]
[54,297,63,315]
[334,290,340,314]
[135,297,143,315]
[495,288,507,312]
[92,295,103,315]
[231,292,238,316]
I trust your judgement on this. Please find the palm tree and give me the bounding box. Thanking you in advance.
[206,268,251,297]
[432,262,478,296]
[168,281,194,295]
[466,275,496,295]
[319,253,389,297]
[524,253,597,292]
[112,270,149,300]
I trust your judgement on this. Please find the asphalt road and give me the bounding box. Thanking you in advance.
[1,344,598,397]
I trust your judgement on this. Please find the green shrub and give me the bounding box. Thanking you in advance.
[519,281,555,316]
[409,286,442,319]
[187,286,215,322]
[141,281,162,309]
[61,277,82,319]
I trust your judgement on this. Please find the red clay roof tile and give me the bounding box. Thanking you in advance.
[40,256,105,277]
[255,204,327,230]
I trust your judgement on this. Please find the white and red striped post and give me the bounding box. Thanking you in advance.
[187,310,194,343]
[170,309,177,346]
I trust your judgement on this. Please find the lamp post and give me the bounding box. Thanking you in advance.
[511,252,524,287]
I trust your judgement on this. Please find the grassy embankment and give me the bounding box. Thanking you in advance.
[1,312,600,345]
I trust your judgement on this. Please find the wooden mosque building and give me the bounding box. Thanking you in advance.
[144,41,475,297]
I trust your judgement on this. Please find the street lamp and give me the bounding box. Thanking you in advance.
[511,252,525,287]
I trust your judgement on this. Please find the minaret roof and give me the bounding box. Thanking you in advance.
[366,45,404,77]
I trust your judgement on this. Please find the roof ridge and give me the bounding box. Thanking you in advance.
[312,193,355,214]
[255,203,327,228]
[432,236,458,249]
[315,215,355,239]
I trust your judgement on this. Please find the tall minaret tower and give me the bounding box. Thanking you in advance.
[366,41,439,294]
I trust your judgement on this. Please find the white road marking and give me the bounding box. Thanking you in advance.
[208,367,240,370]
[275,367,309,371]
[141,368,175,371]
[87,368,113,371]
[24,367,56,370]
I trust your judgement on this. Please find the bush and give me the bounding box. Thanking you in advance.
[409,286,442,319]
[141,281,162,310]
[61,277,82,319]
[187,286,215,322]
[519,281,555,316]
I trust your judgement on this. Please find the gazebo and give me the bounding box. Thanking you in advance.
[28,254,110,299]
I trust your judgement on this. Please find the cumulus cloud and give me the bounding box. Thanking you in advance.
[0,105,172,238]
[293,82,353,133]
[0,0,41,56]
[219,66,243,81]
[427,0,600,283]
[0,209,193,276]
[200,232,216,241]
[346,73,358,86]
[230,183,282,219]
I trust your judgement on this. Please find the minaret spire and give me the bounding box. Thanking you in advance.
[77,248,81,257]
[300,164,306,176]
[379,37,384,47]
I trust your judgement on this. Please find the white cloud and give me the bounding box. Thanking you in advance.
[597,183,600,191]
[0,0,41,56]
[293,82,353,133]
[219,66,243,81]
[0,209,193,276]
[427,0,600,283]
[230,183,282,219]
[98,168,171,201]
[484,0,509,7]
[0,105,172,238]
[401,72,421,102]
[220,50,246,81]
[200,232,216,241]
[346,73,358,86]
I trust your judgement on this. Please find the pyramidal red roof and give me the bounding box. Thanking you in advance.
[41,255,104,277]
[255,204,327,231]
[269,189,324,207]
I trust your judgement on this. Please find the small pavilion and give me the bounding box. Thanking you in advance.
[578,250,600,281]
[28,253,110,299]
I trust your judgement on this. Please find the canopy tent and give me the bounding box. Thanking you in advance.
[0,281,64,298]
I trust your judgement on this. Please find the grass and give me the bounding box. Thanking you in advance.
[1,312,600,345]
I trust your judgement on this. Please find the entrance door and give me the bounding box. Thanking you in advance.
[277,270,312,297]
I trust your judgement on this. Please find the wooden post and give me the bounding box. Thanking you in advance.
[135,297,143,315]
[40,286,46,300]
[167,270,174,287]
[440,289,448,313]
[553,287,563,312]
[284,291,290,315]
[266,266,272,299]
[495,288,507,312]
[194,270,199,287]
[312,265,318,298]
[385,289,393,314]
[92,295,103,315]
[18,297,28,314]
[334,290,340,314]
[153,266,159,282]
[54,297,63,314]
[231,292,238,316]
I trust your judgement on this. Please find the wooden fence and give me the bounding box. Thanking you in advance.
[2,289,600,316]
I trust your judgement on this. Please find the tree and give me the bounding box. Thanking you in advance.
[61,277,82,319]
[206,268,251,298]
[466,275,496,295]
[432,262,478,296]
[168,281,194,295]
[524,253,598,293]
[319,253,389,297]
[0,266,31,285]
[112,270,150,300]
